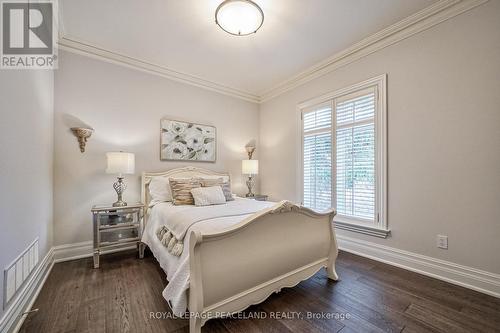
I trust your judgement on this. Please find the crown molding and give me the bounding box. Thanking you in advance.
[57,0,488,104]
[259,0,489,102]
[57,36,261,104]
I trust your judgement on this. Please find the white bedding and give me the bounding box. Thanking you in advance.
[141,197,275,316]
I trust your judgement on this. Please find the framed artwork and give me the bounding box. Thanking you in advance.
[160,119,216,162]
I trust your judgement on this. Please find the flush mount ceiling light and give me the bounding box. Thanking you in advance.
[215,0,264,36]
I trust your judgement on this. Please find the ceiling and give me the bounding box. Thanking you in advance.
[60,0,437,96]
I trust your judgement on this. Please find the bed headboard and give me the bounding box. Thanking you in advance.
[141,166,231,224]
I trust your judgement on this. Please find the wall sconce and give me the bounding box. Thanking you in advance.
[71,127,93,153]
[245,146,256,159]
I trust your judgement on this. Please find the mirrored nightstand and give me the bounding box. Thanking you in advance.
[91,203,145,268]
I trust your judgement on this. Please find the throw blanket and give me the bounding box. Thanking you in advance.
[156,199,272,256]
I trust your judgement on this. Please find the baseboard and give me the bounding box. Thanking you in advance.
[1,237,498,333]
[0,248,54,333]
[52,241,92,263]
[337,234,500,298]
[53,241,137,263]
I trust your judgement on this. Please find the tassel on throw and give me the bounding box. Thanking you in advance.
[167,237,177,251]
[156,226,183,256]
[171,242,184,256]
[156,226,167,239]
[161,231,173,247]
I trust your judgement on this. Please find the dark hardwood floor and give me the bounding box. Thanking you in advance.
[19,250,500,333]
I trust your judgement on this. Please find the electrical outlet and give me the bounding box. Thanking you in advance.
[437,235,448,249]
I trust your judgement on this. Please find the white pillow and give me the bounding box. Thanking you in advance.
[149,176,173,206]
[190,186,226,206]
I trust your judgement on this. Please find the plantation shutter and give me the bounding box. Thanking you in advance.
[303,105,332,211]
[334,88,376,221]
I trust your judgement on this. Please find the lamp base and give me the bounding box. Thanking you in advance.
[112,200,128,207]
[245,176,255,197]
[112,177,128,207]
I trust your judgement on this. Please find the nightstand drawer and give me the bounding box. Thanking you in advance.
[100,222,140,231]
[98,212,138,228]
[100,228,139,245]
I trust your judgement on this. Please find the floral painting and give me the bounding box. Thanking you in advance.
[160,119,216,161]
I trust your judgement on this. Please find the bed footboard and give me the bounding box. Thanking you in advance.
[188,201,337,333]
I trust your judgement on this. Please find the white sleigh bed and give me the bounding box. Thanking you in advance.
[140,166,338,333]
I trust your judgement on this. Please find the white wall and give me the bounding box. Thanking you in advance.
[259,1,500,274]
[0,70,54,317]
[54,51,260,246]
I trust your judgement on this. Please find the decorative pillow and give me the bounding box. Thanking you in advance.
[199,177,234,201]
[169,178,201,205]
[149,176,173,206]
[190,186,226,206]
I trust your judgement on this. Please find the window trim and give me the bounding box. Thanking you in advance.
[298,74,389,238]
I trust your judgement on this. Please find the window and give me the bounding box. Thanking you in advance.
[335,88,376,222]
[300,75,388,237]
[303,105,332,211]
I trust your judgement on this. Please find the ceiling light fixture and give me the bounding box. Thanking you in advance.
[215,0,264,36]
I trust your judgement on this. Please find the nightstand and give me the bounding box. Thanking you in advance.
[246,194,268,201]
[91,203,145,268]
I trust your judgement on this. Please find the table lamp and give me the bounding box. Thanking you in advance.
[106,152,135,207]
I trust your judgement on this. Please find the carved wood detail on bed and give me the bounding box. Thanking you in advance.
[140,167,338,333]
[188,200,338,332]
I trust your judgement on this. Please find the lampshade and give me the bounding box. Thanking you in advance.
[215,0,264,36]
[106,152,135,175]
[242,159,258,175]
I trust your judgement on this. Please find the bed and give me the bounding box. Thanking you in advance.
[141,166,338,333]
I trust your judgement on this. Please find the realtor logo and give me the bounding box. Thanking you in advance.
[1,0,58,69]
